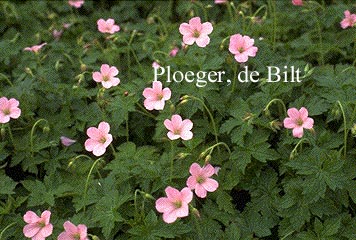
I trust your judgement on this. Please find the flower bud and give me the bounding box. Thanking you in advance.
[80,63,87,72]
[170,104,175,113]
[269,120,282,132]
[1,127,6,139]
[191,207,201,218]
[204,154,211,164]
[42,126,50,133]
[351,123,356,137]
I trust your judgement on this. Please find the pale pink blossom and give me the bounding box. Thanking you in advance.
[155,186,193,223]
[53,29,63,40]
[164,114,193,140]
[60,136,77,146]
[340,10,356,29]
[283,107,314,138]
[215,0,227,4]
[292,0,303,6]
[97,18,120,34]
[68,0,84,8]
[142,81,171,111]
[179,17,213,48]
[169,47,179,57]
[186,163,219,198]
[152,61,160,69]
[58,221,89,240]
[63,23,72,29]
[92,64,120,89]
[23,210,53,240]
[214,166,221,175]
[84,121,112,156]
[23,43,47,53]
[0,97,21,124]
[229,34,258,63]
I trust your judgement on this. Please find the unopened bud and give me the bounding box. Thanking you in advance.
[124,91,129,96]
[177,152,190,159]
[147,17,155,24]
[204,154,211,164]
[91,236,100,240]
[80,63,87,72]
[269,120,282,132]
[25,67,33,76]
[1,127,6,139]
[170,104,175,113]
[180,95,190,101]
[351,123,356,137]
[191,207,200,218]
[144,193,155,201]
[43,126,50,133]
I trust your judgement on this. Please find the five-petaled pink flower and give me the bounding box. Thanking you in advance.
[58,221,89,240]
[229,34,258,63]
[143,81,171,111]
[60,136,77,146]
[97,18,120,34]
[23,210,53,240]
[68,0,84,8]
[340,10,356,29]
[24,43,47,54]
[179,17,213,48]
[92,64,120,89]
[292,0,303,6]
[0,97,21,124]
[152,61,160,69]
[186,163,219,198]
[84,121,113,156]
[283,107,314,138]
[155,186,193,223]
[164,114,193,140]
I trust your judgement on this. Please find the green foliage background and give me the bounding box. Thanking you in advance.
[0,0,356,239]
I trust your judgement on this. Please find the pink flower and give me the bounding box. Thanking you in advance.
[142,81,171,111]
[23,210,53,240]
[340,10,356,29]
[155,186,193,223]
[68,0,84,8]
[283,107,314,138]
[92,64,120,89]
[60,136,77,146]
[63,23,72,29]
[0,97,21,124]
[215,0,227,4]
[164,115,193,140]
[186,163,219,198]
[229,34,258,63]
[23,43,47,53]
[84,121,113,156]
[179,17,213,48]
[169,47,179,57]
[152,61,160,69]
[53,29,63,40]
[97,18,120,34]
[292,0,303,6]
[58,221,89,240]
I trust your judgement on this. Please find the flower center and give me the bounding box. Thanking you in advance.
[2,109,10,115]
[193,30,200,38]
[238,47,245,53]
[173,200,182,209]
[197,176,205,184]
[102,75,110,82]
[156,93,164,101]
[73,233,81,240]
[173,129,181,135]
[99,137,106,144]
[38,221,46,228]
[296,118,303,126]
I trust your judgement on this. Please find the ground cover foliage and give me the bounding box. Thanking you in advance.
[1,0,356,239]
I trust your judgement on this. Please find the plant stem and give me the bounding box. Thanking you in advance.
[7,125,15,148]
[203,142,232,158]
[337,101,347,158]
[169,140,175,183]
[263,98,287,117]
[83,158,103,213]
[135,103,156,119]
[0,222,16,240]
[30,118,49,160]
[231,62,238,93]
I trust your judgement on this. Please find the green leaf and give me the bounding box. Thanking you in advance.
[0,171,17,195]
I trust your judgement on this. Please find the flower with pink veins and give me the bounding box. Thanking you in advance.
[143,81,171,111]
[68,0,84,8]
[97,18,120,34]
[340,10,356,29]
[292,0,303,6]
[179,17,213,48]
[84,121,113,156]
[58,221,89,240]
[164,114,193,140]
[23,43,47,54]
[155,186,193,223]
[0,97,21,124]
[229,34,258,63]
[92,64,120,89]
[283,107,314,138]
[186,163,219,198]
[23,210,53,240]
